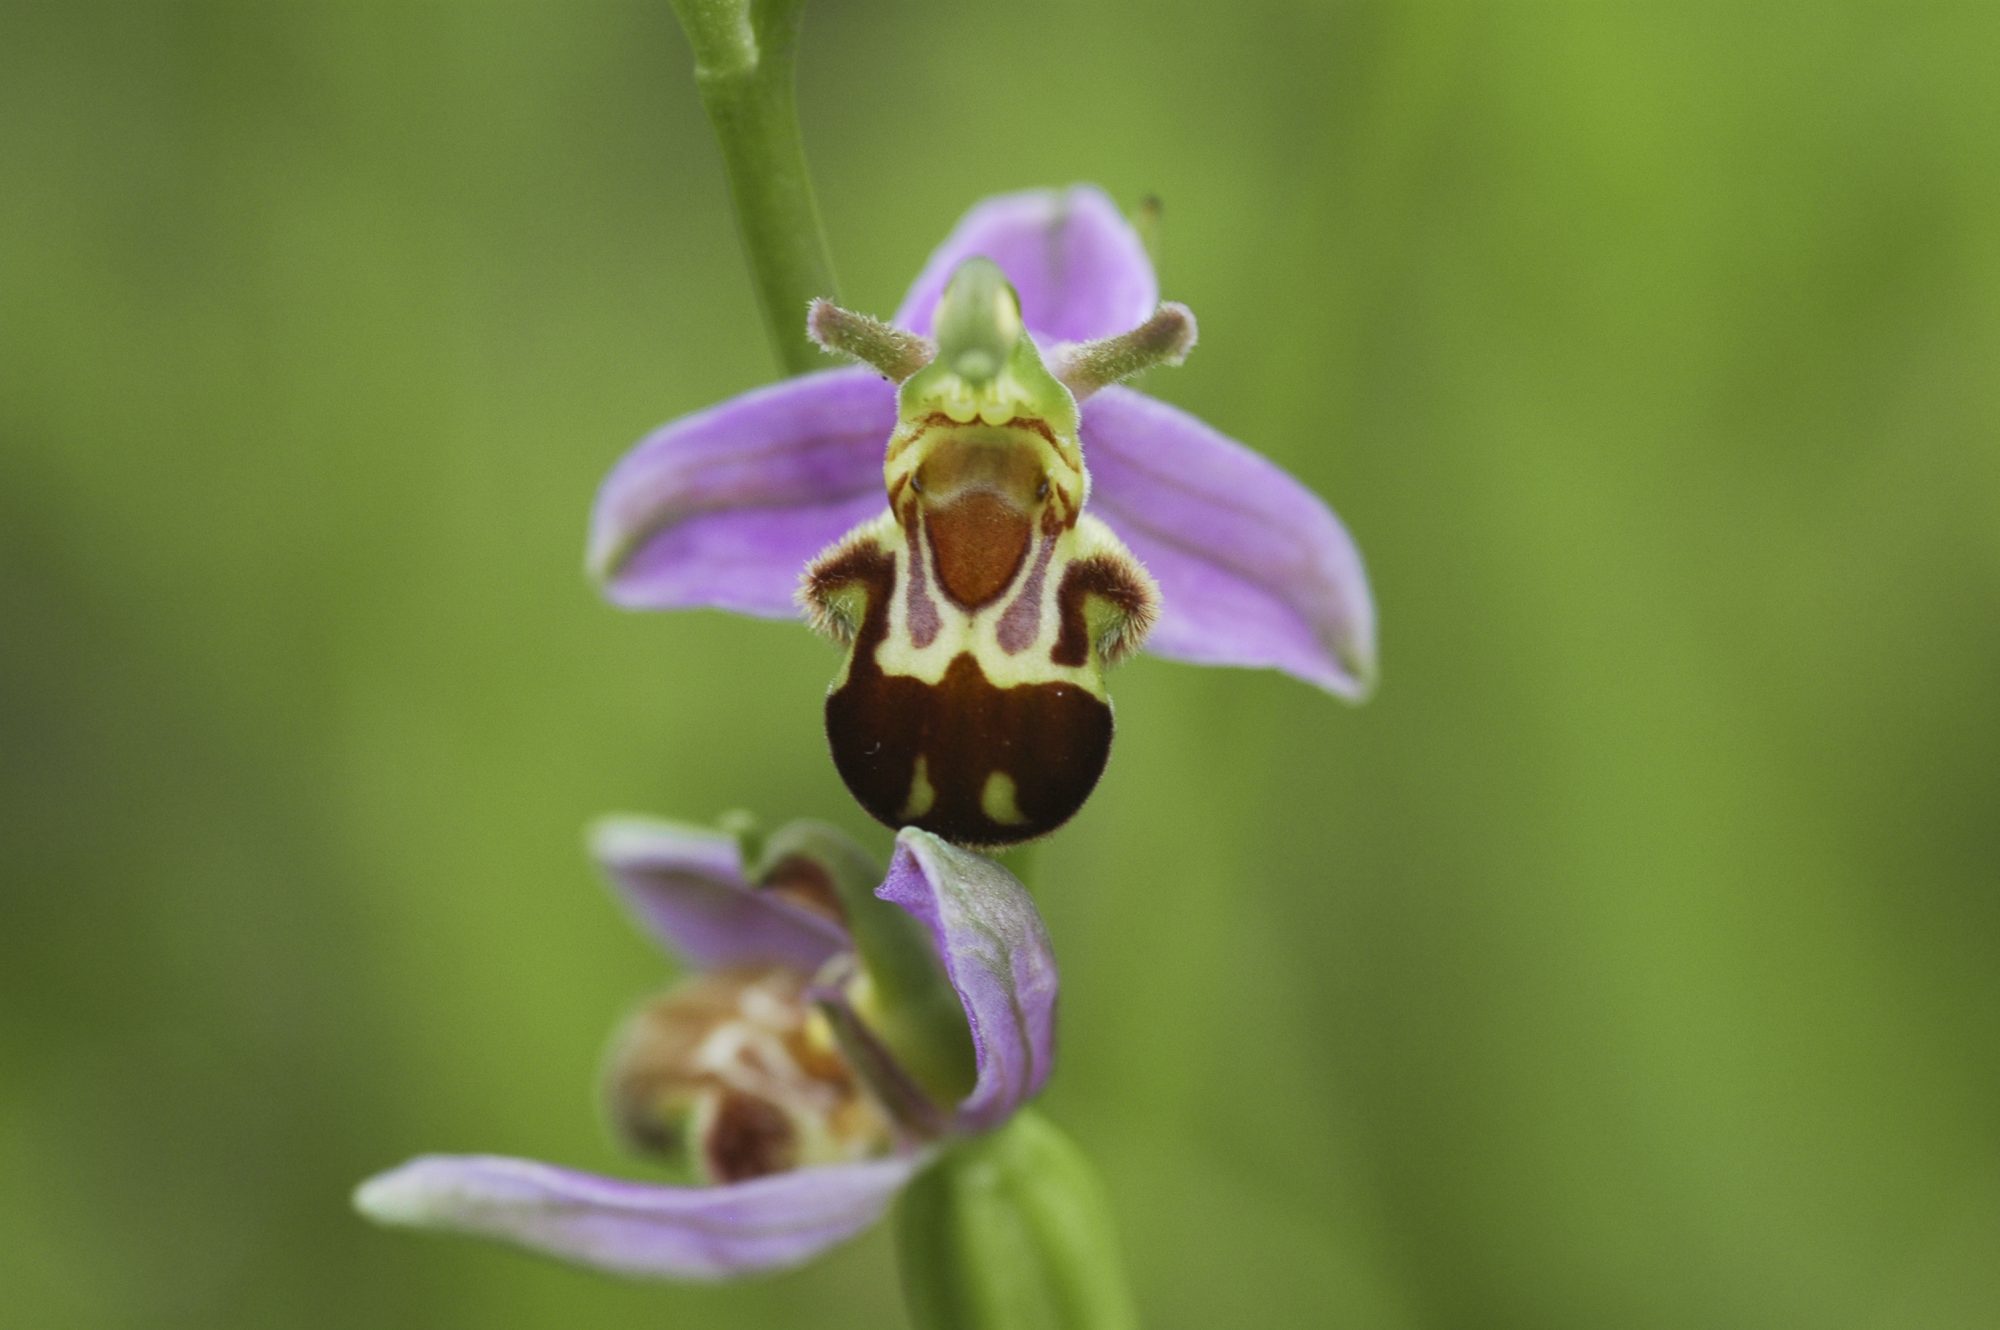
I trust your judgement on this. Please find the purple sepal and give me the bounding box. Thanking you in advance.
[588,187,1376,698]
[353,1154,924,1280]
[895,187,1158,345]
[589,367,894,617]
[1082,386,1378,698]
[877,831,1058,1134]
[591,817,848,974]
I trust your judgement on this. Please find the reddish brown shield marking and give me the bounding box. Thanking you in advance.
[926,491,1032,609]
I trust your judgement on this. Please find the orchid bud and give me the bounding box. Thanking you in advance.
[894,1110,1137,1330]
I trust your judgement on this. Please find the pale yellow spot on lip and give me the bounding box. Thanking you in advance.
[980,770,1027,826]
[901,755,937,821]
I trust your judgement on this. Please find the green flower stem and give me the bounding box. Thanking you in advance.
[667,0,838,375]
[895,1111,1138,1330]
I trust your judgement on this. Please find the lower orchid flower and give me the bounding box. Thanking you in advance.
[354,817,1056,1280]
[590,186,1376,848]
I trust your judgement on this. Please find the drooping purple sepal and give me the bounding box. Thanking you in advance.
[589,367,894,617]
[877,831,1058,1134]
[592,817,848,974]
[1082,386,1378,698]
[353,1154,924,1280]
[895,187,1158,346]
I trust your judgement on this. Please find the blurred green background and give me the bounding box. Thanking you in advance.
[5,2,1998,1326]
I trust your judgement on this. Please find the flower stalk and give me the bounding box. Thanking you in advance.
[362,6,1378,1324]
[895,1111,1138,1330]
[667,0,837,375]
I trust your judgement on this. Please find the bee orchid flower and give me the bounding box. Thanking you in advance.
[590,187,1375,846]
[354,818,1056,1280]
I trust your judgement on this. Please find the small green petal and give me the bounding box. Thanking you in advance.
[751,822,977,1109]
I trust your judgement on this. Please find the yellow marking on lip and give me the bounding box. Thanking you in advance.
[980,770,1027,826]
[901,754,937,821]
